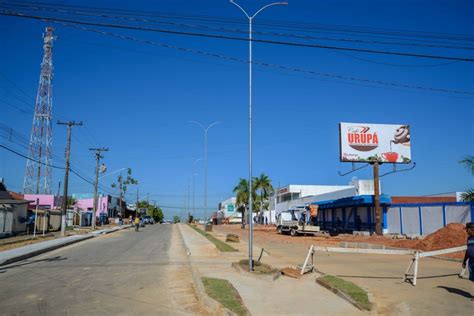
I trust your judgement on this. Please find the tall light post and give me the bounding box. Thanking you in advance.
[189,121,221,214]
[229,0,287,271]
[192,158,203,217]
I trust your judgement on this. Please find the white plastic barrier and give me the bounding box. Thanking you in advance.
[307,244,466,286]
[403,245,467,286]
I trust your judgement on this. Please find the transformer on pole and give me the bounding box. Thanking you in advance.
[23,27,55,194]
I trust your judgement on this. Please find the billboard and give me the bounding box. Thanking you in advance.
[339,122,411,163]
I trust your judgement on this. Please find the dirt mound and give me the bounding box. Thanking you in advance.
[417,223,467,251]
[281,267,301,279]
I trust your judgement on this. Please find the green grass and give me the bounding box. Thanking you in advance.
[201,277,249,316]
[189,224,238,252]
[319,275,372,310]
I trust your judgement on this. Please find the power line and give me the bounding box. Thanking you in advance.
[54,22,474,96]
[6,3,474,51]
[1,10,473,62]
[0,142,117,196]
[5,1,474,42]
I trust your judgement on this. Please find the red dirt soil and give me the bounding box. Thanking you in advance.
[215,223,468,259]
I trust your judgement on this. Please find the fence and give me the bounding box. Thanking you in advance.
[387,202,473,235]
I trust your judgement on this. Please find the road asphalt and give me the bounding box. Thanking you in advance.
[0,224,204,316]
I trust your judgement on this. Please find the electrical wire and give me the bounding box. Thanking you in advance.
[54,22,474,96]
[1,10,473,62]
[5,1,473,42]
[6,3,474,51]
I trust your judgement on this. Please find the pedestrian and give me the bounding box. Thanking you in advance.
[355,215,362,231]
[129,215,133,226]
[265,216,268,225]
[462,222,474,300]
[309,205,318,226]
[134,216,140,232]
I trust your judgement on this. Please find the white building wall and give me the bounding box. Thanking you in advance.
[275,187,357,216]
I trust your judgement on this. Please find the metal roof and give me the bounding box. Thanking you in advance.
[312,194,392,209]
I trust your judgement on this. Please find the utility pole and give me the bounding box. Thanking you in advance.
[90,147,108,230]
[373,161,382,235]
[58,120,82,236]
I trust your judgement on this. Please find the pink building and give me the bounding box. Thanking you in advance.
[74,196,109,215]
[24,194,56,209]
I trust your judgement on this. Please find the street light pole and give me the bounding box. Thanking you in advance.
[189,121,221,214]
[192,158,203,217]
[229,0,287,272]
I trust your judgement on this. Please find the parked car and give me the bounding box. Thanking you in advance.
[144,215,154,225]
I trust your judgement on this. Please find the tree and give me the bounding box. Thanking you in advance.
[460,156,474,175]
[111,168,138,215]
[459,155,474,202]
[253,173,273,216]
[233,178,249,229]
[137,200,164,222]
[233,178,260,229]
[66,197,76,208]
[173,215,181,223]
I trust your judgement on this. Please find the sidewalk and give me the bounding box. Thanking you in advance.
[0,225,129,266]
[178,224,365,316]
[213,225,474,316]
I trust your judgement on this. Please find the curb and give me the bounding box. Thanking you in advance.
[177,224,237,316]
[316,277,373,312]
[0,225,129,266]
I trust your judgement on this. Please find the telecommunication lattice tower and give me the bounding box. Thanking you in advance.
[23,27,55,194]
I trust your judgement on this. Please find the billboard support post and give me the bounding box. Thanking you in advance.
[373,161,382,235]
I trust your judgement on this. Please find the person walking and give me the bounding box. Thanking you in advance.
[134,216,140,232]
[462,222,474,300]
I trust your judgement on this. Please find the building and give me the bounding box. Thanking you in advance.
[218,197,242,223]
[272,179,379,218]
[0,182,30,236]
[73,193,125,218]
[313,195,473,236]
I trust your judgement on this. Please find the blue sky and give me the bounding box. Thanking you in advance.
[0,0,473,219]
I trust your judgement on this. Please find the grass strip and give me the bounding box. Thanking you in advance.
[202,277,249,316]
[189,225,238,252]
[319,275,372,310]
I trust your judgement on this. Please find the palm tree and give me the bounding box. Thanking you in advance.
[459,155,474,202]
[111,168,138,215]
[460,155,474,175]
[233,178,249,229]
[254,173,273,219]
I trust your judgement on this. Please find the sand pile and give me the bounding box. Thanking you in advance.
[281,267,301,279]
[417,223,467,251]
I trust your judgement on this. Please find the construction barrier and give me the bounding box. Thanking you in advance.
[303,244,467,286]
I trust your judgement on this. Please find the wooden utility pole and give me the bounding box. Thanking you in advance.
[90,147,108,230]
[58,121,82,236]
[373,161,382,235]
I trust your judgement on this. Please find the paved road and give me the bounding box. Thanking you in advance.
[0,224,203,316]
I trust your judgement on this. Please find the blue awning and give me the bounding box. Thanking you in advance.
[312,194,391,210]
